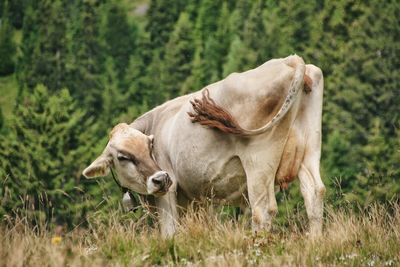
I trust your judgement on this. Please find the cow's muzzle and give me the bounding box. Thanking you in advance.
[147,171,172,195]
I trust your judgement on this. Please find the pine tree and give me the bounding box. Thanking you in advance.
[221,0,258,76]
[322,0,400,188]
[0,85,105,225]
[67,0,105,116]
[144,0,188,104]
[124,48,150,109]
[315,2,364,188]
[17,0,69,91]
[349,119,400,205]
[362,119,390,177]
[146,0,186,54]
[0,107,3,130]
[322,130,360,180]
[222,35,247,77]
[321,129,361,207]
[349,0,400,136]
[228,0,251,37]
[120,51,151,123]
[186,0,222,88]
[181,49,205,94]
[0,0,25,29]
[193,0,221,44]
[141,50,165,107]
[213,1,232,78]
[241,0,267,68]
[0,1,16,75]
[183,0,200,20]
[162,12,194,99]
[103,1,138,82]
[101,57,124,128]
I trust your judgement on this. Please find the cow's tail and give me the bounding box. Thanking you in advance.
[188,55,306,137]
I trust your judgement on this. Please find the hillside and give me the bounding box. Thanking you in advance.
[1,204,399,266]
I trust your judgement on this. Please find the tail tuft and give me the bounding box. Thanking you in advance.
[187,89,246,135]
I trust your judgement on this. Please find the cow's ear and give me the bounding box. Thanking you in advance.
[83,152,112,179]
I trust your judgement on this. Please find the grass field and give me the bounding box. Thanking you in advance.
[1,203,399,267]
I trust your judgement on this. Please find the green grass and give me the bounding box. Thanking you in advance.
[1,203,399,266]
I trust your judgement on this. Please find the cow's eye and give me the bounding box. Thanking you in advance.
[117,155,130,161]
[117,153,138,165]
[117,154,132,162]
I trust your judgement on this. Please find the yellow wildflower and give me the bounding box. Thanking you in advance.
[51,236,62,245]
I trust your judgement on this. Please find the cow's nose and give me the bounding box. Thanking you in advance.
[150,172,170,189]
[151,175,164,186]
[147,171,172,195]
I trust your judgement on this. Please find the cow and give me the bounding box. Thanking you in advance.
[83,55,326,238]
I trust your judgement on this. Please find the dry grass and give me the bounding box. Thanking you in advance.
[1,203,399,267]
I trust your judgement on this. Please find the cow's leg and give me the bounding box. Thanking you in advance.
[155,191,179,238]
[243,157,278,233]
[298,159,325,237]
[298,64,325,237]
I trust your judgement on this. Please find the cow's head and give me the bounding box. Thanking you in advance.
[82,123,172,196]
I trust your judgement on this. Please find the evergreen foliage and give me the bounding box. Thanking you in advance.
[162,12,194,98]
[0,107,3,130]
[0,0,25,29]
[101,57,125,128]
[0,1,16,75]
[145,0,185,53]
[124,52,148,108]
[0,85,105,225]
[67,0,105,116]
[17,0,69,91]
[103,1,138,83]
[223,36,247,77]
[241,0,267,68]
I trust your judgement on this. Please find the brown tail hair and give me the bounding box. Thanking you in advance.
[187,89,246,135]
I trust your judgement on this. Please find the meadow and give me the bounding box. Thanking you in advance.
[1,203,399,267]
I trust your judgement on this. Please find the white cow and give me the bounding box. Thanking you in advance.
[83,55,326,237]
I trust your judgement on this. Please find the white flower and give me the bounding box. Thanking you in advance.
[384,260,394,266]
[347,253,358,259]
[85,246,98,255]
